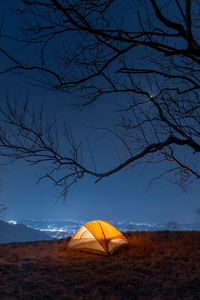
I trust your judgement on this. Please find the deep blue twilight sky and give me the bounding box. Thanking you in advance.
[0,0,199,224]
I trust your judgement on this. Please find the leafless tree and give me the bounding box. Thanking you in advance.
[166,220,177,231]
[196,208,200,217]
[0,0,200,198]
[0,201,6,219]
[0,176,5,219]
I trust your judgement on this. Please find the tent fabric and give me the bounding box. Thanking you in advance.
[67,220,128,255]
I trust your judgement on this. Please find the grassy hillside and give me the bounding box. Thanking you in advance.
[0,231,200,299]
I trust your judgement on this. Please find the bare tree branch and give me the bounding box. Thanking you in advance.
[0,0,200,197]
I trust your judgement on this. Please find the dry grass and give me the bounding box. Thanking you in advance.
[0,231,200,299]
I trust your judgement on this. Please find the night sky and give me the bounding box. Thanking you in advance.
[1,0,200,224]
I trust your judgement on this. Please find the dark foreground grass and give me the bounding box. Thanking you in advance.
[0,231,200,299]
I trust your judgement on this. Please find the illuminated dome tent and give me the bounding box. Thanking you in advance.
[67,220,128,255]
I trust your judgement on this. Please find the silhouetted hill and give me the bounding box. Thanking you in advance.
[0,220,51,243]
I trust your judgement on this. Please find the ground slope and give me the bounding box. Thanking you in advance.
[0,231,200,299]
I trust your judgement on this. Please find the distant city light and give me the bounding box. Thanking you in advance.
[7,220,17,225]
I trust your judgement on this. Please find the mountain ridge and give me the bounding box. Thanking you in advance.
[0,220,51,244]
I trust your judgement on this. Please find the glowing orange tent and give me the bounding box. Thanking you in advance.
[67,220,128,255]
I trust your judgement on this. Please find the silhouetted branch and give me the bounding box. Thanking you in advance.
[0,0,200,196]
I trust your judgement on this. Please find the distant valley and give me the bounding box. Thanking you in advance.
[1,218,200,243]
